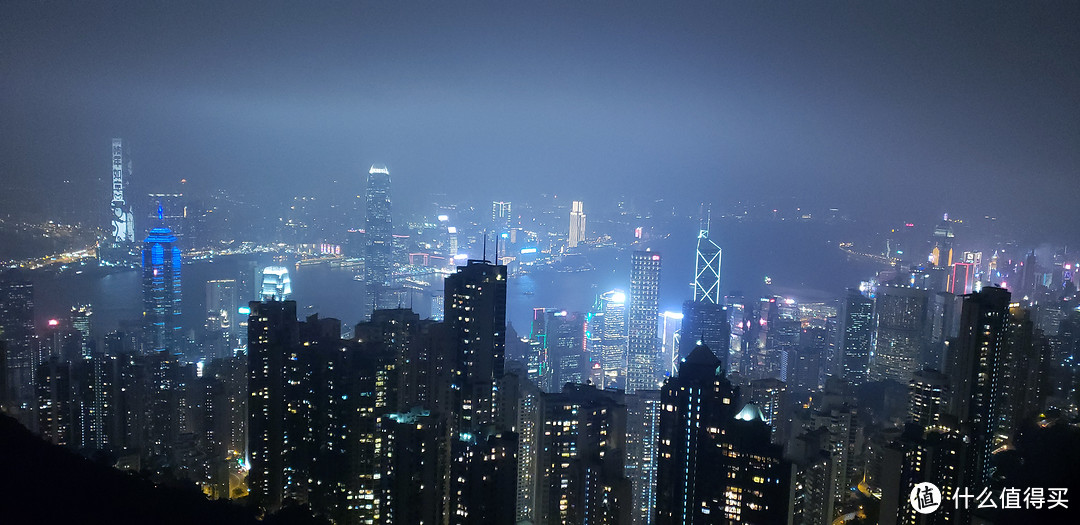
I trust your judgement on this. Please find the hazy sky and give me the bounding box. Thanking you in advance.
[2,1,1078,240]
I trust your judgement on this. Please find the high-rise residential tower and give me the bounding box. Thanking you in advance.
[141,207,182,353]
[568,200,586,248]
[948,286,1011,488]
[444,259,508,430]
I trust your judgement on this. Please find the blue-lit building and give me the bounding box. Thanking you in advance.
[142,208,182,353]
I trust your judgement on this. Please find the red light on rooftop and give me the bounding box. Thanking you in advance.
[48,319,59,327]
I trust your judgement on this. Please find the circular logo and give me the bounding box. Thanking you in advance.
[909,482,942,514]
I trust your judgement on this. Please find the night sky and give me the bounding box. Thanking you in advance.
[2,1,1077,240]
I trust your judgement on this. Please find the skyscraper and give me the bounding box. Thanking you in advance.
[627,251,661,393]
[908,368,948,427]
[693,214,721,304]
[365,164,393,310]
[141,208,182,353]
[109,138,135,245]
[259,267,292,301]
[536,384,632,524]
[948,286,1011,488]
[70,304,92,359]
[678,301,730,374]
[492,200,512,235]
[598,290,627,390]
[948,261,975,295]
[840,289,874,385]
[0,279,35,416]
[246,299,303,513]
[444,259,508,430]
[678,215,730,373]
[568,200,586,248]
[656,343,793,524]
[870,285,929,384]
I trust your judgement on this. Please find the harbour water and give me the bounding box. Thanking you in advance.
[27,221,885,338]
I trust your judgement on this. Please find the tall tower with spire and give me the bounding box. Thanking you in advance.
[680,207,729,372]
[142,203,182,352]
[693,210,721,303]
[364,164,393,314]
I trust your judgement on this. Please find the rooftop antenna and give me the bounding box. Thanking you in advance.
[495,232,499,263]
[483,230,488,263]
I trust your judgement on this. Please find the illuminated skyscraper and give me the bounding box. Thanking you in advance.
[598,290,627,389]
[259,267,292,300]
[679,301,729,374]
[109,138,135,245]
[365,164,393,309]
[931,214,954,267]
[693,214,721,304]
[536,384,632,524]
[948,262,975,295]
[492,200,512,235]
[141,207,182,353]
[627,251,661,393]
[660,311,682,376]
[656,343,793,524]
[870,285,929,384]
[444,259,507,430]
[246,299,304,513]
[70,304,92,359]
[568,200,587,248]
[948,286,1011,488]
[0,279,34,418]
[840,289,874,385]
[679,215,730,372]
[908,368,948,427]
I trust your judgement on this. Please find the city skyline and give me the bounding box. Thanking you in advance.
[1,2,1078,245]
[1,3,1079,525]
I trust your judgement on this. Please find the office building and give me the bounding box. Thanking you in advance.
[660,311,682,376]
[948,262,975,295]
[871,285,929,384]
[70,305,92,359]
[109,138,135,245]
[142,209,183,353]
[492,201,512,235]
[840,289,874,385]
[656,343,794,524]
[597,290,627,390]
[0,279,35,417]
[568,200,586,248]
[365,164,394,310]
[259,267,292,301]
[679,300,730,374]
[627,251,661,393]
[693,214,721,304]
